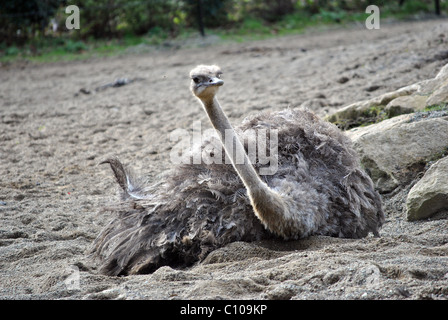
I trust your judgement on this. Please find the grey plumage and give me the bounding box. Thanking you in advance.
[90,65,384,276]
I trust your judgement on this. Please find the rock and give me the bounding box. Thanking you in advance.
[365,84,382,92]
[426,79,448,106]
[331,63,448,192]
[435,62,448,81]
[79,88,91,95]
[325,83,419,129]
[385,95,428,117]
[337,76,350,84]
[13,194,25,201]
[406,156,448,221]
[347,114,448,193]
[326,62,448,129]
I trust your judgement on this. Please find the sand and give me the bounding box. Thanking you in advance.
[1,19,447,300]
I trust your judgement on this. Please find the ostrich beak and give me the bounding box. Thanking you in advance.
[208,77,224,87]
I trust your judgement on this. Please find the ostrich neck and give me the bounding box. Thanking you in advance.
[200,95,298,239]
[202,97,267,192]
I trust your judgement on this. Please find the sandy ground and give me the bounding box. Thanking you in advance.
[1,19,448,300]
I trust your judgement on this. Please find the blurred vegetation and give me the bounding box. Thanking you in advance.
[0,0,446,62]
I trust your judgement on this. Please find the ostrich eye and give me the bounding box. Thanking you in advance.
[193,77,200,84]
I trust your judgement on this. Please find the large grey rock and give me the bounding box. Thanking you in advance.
[327,62,448,129]
[325,84,419,129]
[426,79,448,106]
[406,156,448,221]
[346,114,448,193]
[339,63,448,192]
[385,95,427,117]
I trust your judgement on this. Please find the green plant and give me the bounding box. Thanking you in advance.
[2,0,446,64]
[423,103,448,112]
[5,46,20,56]
[64,40,87,53]
[314,9,348,23]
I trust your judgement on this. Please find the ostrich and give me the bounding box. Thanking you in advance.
[91,65,384,276]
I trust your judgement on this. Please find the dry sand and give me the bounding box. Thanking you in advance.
[1,19,447,300]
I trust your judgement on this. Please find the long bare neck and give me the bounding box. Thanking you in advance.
[201,97,268,193]
[200,96,293,238]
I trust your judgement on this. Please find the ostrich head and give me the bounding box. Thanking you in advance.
[190,65,224,101]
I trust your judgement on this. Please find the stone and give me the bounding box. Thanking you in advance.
[406,156,448,221]
[325,84,419,129]
[385,95,428,117]
[326,62,448,129]
[426,79,448,107]
[435,62,448,81]
[346,115,448,193]
[337,76,350,84]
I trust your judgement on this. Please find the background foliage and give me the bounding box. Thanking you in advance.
[0,0,445,59]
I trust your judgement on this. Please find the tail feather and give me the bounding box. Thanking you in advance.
[100,157,152,201]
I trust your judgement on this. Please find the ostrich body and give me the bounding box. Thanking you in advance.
[91,65,384,276]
